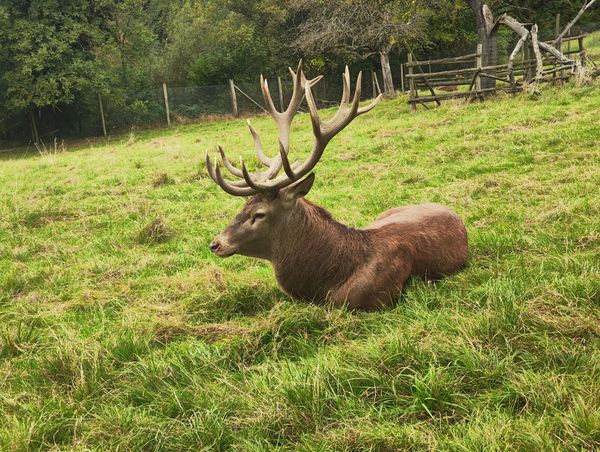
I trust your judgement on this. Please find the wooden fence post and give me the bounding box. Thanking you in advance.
[162,82,171,126]
[229,79,239,117]
[400,62,405,93]
[277,76,284,112]
[530,25,544,81]
[374,72,382,96]
[408,53,416,112]
[475,43,483,92]
[523,43,531,81]
[579,36,587,66]
[555,13,561,81]
[98,94,107,137]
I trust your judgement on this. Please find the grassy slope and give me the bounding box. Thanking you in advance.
[587,30,600,62]
[1,75,600,449]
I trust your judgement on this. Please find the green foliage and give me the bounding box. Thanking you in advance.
[162,0,290,85]
[101,0,159,89]
[426,0,478,53]
[187,21,266,85]
[0,82,599,449]
[1,0,599,142]
[0,0,109,112]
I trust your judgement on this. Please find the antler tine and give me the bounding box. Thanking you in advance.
[287,60,323,118]
[246,120,272,167]
[320,71,382,141]
[278,140,298,181]
[261,60,324,154]
[218,145,244,178]
[215,162,256,196]
[219,141,284,186]
[205,150,218,182]
[219,78,326,194]
[247,68,380,192]
[239,157,266,191]
[284,59,305,119]
[340,66,351,105]
[305,75,323,140]
[304,69,362,144]
[260,75,279,118]
[212,154,254,188]
[205,151,256,196]
[358,93,383,115]
[205,62,380,196]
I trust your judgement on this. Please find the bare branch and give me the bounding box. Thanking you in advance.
[554,0,597,45]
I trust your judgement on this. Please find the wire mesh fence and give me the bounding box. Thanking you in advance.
[0,71,385,147]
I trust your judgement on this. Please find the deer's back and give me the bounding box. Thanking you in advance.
[365,203,468,279]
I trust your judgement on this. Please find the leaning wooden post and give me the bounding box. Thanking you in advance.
[374,72,382,96]
[475,43,483,92]
[277,76,284,112]
[523,43,530,81]
[162,82,171,126]
[530,24,544,81]
[98,94,107,137]
[509,33,528,88]
[400,62,405,93]
[555,13,561,81]
[28,110,40,144]
[228,79,239,117]
[408,53,416,112]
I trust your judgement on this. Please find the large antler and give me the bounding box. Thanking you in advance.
[206,62,382,196]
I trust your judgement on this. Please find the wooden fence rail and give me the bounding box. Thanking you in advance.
[404,33,587,112]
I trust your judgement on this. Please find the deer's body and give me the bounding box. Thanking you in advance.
[204,62,468,311]
[267,199,467,310]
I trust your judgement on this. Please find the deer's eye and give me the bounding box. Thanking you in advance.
[251,212,266,224]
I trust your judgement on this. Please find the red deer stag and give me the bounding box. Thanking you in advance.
[205,62,468,310]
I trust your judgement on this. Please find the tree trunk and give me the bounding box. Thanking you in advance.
[28,110,39,144]
[379,49,395,97]
[482,29,499,88]
[467,0,498,89]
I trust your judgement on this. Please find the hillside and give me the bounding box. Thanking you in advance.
[0,81,599,449]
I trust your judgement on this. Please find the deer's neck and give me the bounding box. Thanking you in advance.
[270,199,371,301]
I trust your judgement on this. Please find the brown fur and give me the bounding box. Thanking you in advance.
[210,176,468,311]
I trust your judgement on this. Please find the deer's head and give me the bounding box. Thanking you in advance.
[205,61,381,260]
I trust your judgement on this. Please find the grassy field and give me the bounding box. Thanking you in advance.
[1,73,600,449]
[586,30,600,62]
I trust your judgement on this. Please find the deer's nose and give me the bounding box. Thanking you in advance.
[209,241,220,253]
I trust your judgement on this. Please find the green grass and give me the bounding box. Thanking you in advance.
[1,80,599,450]
[586,30,600,62]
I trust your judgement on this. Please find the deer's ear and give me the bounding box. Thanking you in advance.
[282,173,315,200]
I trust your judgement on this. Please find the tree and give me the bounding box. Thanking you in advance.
[103,0,158,89]
[465,0,599,88]
[0,0,110,140]
[161,0,293,85]
[292,0,430,97]
[465,0,500,88]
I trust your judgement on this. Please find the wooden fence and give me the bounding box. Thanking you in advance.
[405,34,587,112]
